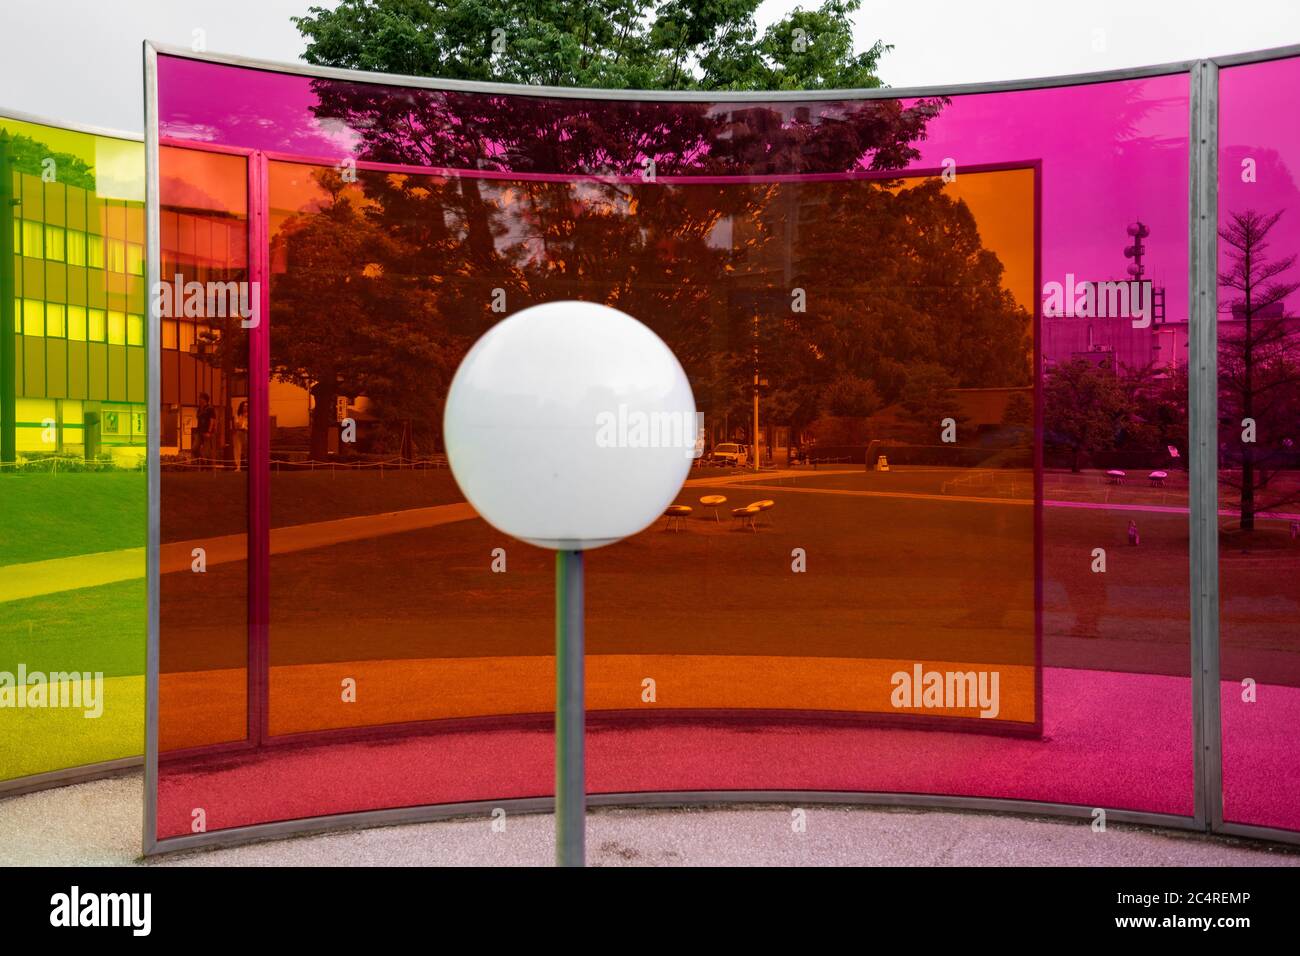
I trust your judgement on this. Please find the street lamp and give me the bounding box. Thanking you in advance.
[443,300,696,866]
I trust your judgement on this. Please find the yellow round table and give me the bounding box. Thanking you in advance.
[731,504,761,531]
[699,494,728,521]
[664,504,693,531]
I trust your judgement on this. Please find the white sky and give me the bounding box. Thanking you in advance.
[1,0,1299,133]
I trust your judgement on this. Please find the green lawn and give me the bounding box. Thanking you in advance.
[0,575,145,781]
[0,578,145,678]
[0,472,145,565]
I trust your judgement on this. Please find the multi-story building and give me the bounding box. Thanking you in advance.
[2,118,147,464]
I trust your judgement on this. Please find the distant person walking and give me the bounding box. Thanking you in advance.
[232,400,248,471]
[193,392,216,469]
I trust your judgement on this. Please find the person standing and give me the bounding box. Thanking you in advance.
[232,400,248,471]
[193,392,216,470]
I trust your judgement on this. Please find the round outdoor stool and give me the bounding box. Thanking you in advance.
[664,504,693,531]
[1148,470,1168,487]
[731,505,761,532]
[749,499,776,527]
[1105,469,1128,485]
[699,494,728,521]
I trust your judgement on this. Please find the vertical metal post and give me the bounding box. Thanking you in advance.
[1188,59,1222,831]
[247,151,271,745]
[1,131,16,466]
[555,548,585,866]
[142,40,162,854]
[752,314,761,472]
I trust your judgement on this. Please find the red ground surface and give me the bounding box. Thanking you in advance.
[155,466,1300,840]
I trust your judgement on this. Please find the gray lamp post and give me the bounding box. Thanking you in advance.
[443,300,697,866]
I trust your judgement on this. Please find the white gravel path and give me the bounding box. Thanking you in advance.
[1,773,1296,867]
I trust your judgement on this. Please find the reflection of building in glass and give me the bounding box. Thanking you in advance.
[1042,313,1189,373]
[1041,227,1190,375]
[158,206,248,458]
[2,125,146,464]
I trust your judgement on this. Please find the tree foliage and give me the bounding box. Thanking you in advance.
[294,0,890,91]
[1217,208,1300,529]
[0,132,96,191]
[278,1,1038,458]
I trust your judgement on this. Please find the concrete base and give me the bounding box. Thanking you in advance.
[2,773,1297,867]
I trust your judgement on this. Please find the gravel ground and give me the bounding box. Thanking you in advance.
[1,773,1297,867]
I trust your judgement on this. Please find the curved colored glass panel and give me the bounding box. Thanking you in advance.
[1217,55,1300,834]
[0,115,146,784]
[153,53,1196,844]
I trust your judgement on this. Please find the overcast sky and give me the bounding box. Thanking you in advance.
[2,0,1299,133]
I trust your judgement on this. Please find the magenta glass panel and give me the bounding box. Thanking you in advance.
[154,53,1194,843]
[1217,55,1300,833]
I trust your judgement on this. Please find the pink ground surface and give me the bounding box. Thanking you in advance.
[151,667,1171,839]
[156,669,1299,841]
[154,671,1300,842]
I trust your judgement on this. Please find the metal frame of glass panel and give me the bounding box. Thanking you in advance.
[140,40,1300,854]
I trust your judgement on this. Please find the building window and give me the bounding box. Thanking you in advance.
[87,234,104,269]
[46,302,66,337]
[107,310,126,345]
[66,231,87,266]
[21,298,43,336]
[162,319,178,350]
[14,398,57,451]
[67,305,87,341]
[127,313,144,346]
[127,243,145,276]
[21,220,42,258]
[88,308,107,342]
[106,239,126,273]
[44,225,66,262]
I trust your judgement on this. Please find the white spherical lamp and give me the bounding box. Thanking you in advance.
[442,300,697,867]
[443,300,697,550]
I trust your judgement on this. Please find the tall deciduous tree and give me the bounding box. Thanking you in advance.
[294,0,891,91]
[1043,359,1132,473]
[286,2,1046,461]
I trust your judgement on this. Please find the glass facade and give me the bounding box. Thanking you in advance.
[1217,56,1300,834]
[0,115,146,784]
[150,52,1212,845]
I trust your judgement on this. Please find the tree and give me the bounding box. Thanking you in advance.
[823,374,881,417]
[1001,391,1032,428]
[1043,359,1132,473]
[898,363,964,442]
[270,168,444,459]
[1217,209,1300,530]
[295,0,891,92]
[1117,361,1187,458]
[288,2,1068,471]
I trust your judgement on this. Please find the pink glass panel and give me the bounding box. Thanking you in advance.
[154,53,1196,842]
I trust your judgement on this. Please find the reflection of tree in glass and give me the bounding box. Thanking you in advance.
[1042,360,1191,471]
[271,168,444,460]
[1218,208,1300,530]
[278,161,1032,456]
[0,131,96,190]
[769,178,1031,443]
[1043,359,1130,473]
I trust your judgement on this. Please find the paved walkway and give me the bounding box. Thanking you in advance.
[0,773,1295,866]
[0,472,831,602]
[0,548,146,604]
[4,466,1293,603]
